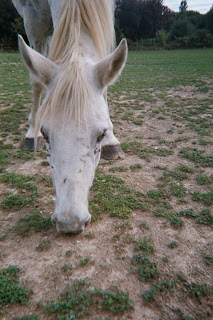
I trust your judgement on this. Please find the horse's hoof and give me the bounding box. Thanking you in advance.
[101,144,125,160]
[23,137,44,151]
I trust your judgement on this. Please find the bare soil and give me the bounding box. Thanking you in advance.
[0,85,213,320]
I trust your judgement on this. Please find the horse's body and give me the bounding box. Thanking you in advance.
[13,0,127,233]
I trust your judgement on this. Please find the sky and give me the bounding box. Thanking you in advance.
[163,0,212,14]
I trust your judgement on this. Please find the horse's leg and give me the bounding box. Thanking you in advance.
[23,75,44,151]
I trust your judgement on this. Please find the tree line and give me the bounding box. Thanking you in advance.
[0,0,213,49]
[115,0,213,48]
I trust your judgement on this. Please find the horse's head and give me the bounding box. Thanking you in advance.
[19,36,127,233]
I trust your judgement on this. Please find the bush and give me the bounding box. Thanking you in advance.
[156,30,170,48]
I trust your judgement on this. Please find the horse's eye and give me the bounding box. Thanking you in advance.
[97,132,106,143]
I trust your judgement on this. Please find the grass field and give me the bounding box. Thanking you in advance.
[0,48,213,320]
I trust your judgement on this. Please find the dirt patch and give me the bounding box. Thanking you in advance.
[0,71,213,319]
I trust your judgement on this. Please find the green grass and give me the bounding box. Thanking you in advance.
[167,241,178,248]
[186,282,212,302]
[179,148,213,167]
[79,256,92,267]
[0,172,39,210]
[132,255,159,282]
[1,194,31,210]
[89,172,148,220]
[192,190,213,206]
[13,210,52,237]
[35,239,51,251]
[142,278,176,305]
[0,265,30,308]
[120,141,173,161]
[109,166,128,172]
[111,49,213,93]
[141,274,212,306]
[169,216,184,228]
[0,172,37,192]
[44,279,134,319]
[196,208,213,225]
[203,254,213,266]
[14,316,39,320]
[134,236,154,255]
[177,209,197,218]
[196,174,212,185]
[130,163,142,171]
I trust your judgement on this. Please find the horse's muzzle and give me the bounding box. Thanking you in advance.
[51,214,91,234]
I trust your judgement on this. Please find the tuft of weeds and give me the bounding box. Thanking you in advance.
[154,148,173,157]
[167,241,178,248]
[0,173,38,210]
[0,172,37,192]
[0,265,31,308]
[132,255,159,282]
[168,182,186,197]
[83,231,95,239]
[179,148,213,167]
[61,264,73,272]
[196,174,212,185]
[138,221,150,230]
[180,315,195,320]
[169,216,184,229]
[177,209,197,218]
[121,141,153,161]
[134,236,154,255]
[121,142,173,161]
[13,210,52,237]
[178,164,195,173]
[203,254,213,266]
[153,207,175,217]
[196,208,213,225]
[1,194,31,210]
[113,221,132,242]
[132,119,143,126]
[65,250,73,257]
[44,279,134,319]
[14,316,39,320]
[142,278,176,305]
[109,166,128,172]
[0,148,10,166]
[130,163,142,171]
[35,239,51,252]
[192,190,213,206]
[79,256,92,267]
[163,164,194,182]
[186,282,212,302]
[147,189,165,200]
[13,150,35,160]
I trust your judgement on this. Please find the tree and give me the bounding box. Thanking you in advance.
[205,6,213,34]
[115,0,172,40]
[115,0,141,40]
[0,0,25,46]
[179,1,188,13]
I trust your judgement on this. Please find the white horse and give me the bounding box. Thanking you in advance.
[12,0,127,233]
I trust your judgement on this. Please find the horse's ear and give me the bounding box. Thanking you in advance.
[18,35,57,86]
[95,38,128,88]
